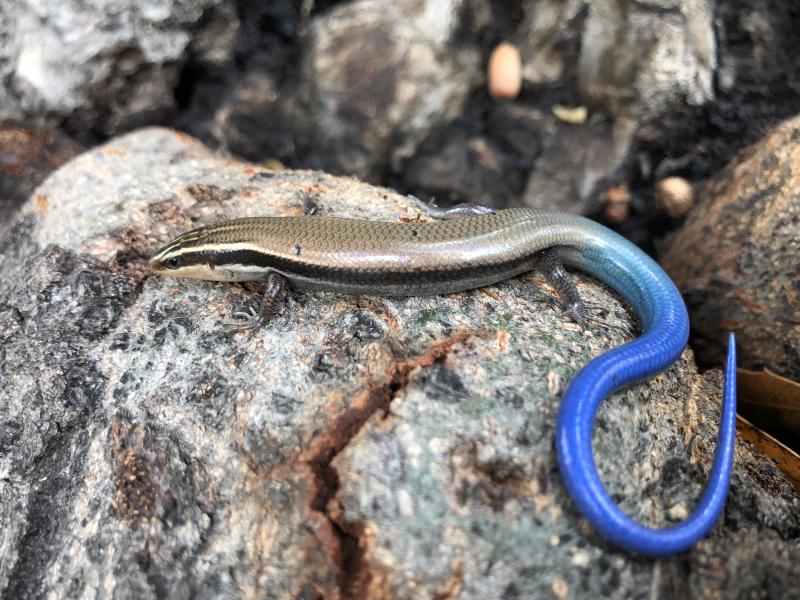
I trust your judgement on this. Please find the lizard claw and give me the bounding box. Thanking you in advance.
[576,303,635,336]
[222,304,261,331]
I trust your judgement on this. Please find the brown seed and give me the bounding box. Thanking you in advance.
[488,42,522,100]
[603,184,631,224]
[605,184,631,205]
[655,176,694,217]
[604,201,629,224]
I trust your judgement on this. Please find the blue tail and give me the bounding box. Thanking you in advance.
[556,321,736,555]
[553,231,737,556]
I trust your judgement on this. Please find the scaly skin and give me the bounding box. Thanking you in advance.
[151,206,737,556]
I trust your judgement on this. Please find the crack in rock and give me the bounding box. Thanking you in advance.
[303,331,485,599]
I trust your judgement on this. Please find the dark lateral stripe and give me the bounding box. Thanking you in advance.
[184,248,537,286]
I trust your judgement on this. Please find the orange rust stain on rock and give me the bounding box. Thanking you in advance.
[172,130,199,145]
[297,181,330,198]
[297,330,488,600]
[114,449,156,524]
[0,122,81,180]
[236,186,262,198]
[148,196,193,229]
[103,146,125,159]
[496,329,510,353]
[303,330,488,465]
[33,194,49,214]
[186,183,237,204]
[237,459,343,599]
[111,418,158,525]
[432,559,464,600]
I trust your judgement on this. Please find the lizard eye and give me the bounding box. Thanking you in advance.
[166,256,185,269]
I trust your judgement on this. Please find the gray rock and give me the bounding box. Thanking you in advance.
[715,1,800,99]
[0,0,237,135]
[0,120,83,222]
[212,0,482,180]
[522,115,629,214]
[660,115,800,381]
[1,128,798,599]
[519,0,716,214]
[3,0,791,223]
[515,0,716,213]
[515,0,585,86]
[401,103,547,209]
[578,0,716,121]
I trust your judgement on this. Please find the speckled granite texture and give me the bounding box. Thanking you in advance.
[0,128,798,599]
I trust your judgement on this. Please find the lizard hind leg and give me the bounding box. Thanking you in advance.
[533,248,634,334]
[533,248,590,329]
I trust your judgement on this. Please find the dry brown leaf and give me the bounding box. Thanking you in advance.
[736,415,800,493]
[737,367,800,431]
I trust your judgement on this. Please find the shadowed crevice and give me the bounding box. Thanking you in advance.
[303,330,486,599]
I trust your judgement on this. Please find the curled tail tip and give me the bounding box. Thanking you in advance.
[555,331,739,556]
[726,332,737,381]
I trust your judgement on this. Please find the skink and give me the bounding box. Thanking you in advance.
[150,203,736,556]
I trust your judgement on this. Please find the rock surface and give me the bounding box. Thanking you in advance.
[0,120,83,221]
[1,128,799,599]
[212,0,482,180]
[578,0,715,122]
[2,0,799,227]
[661,115,800,381]
[0,0,237,136]
[521,0,716,215]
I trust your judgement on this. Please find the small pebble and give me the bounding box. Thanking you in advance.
[603,184,632,224]
[552,578,568,600]
[667,502,690,521]
[547,371,560,395]
[604,202,629,225]
[488,42,522,100]
[259,158,285,170]
[570,549,591,567]
[655,176,694,217]
[552,104,588,125]
[397,489,415,517]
